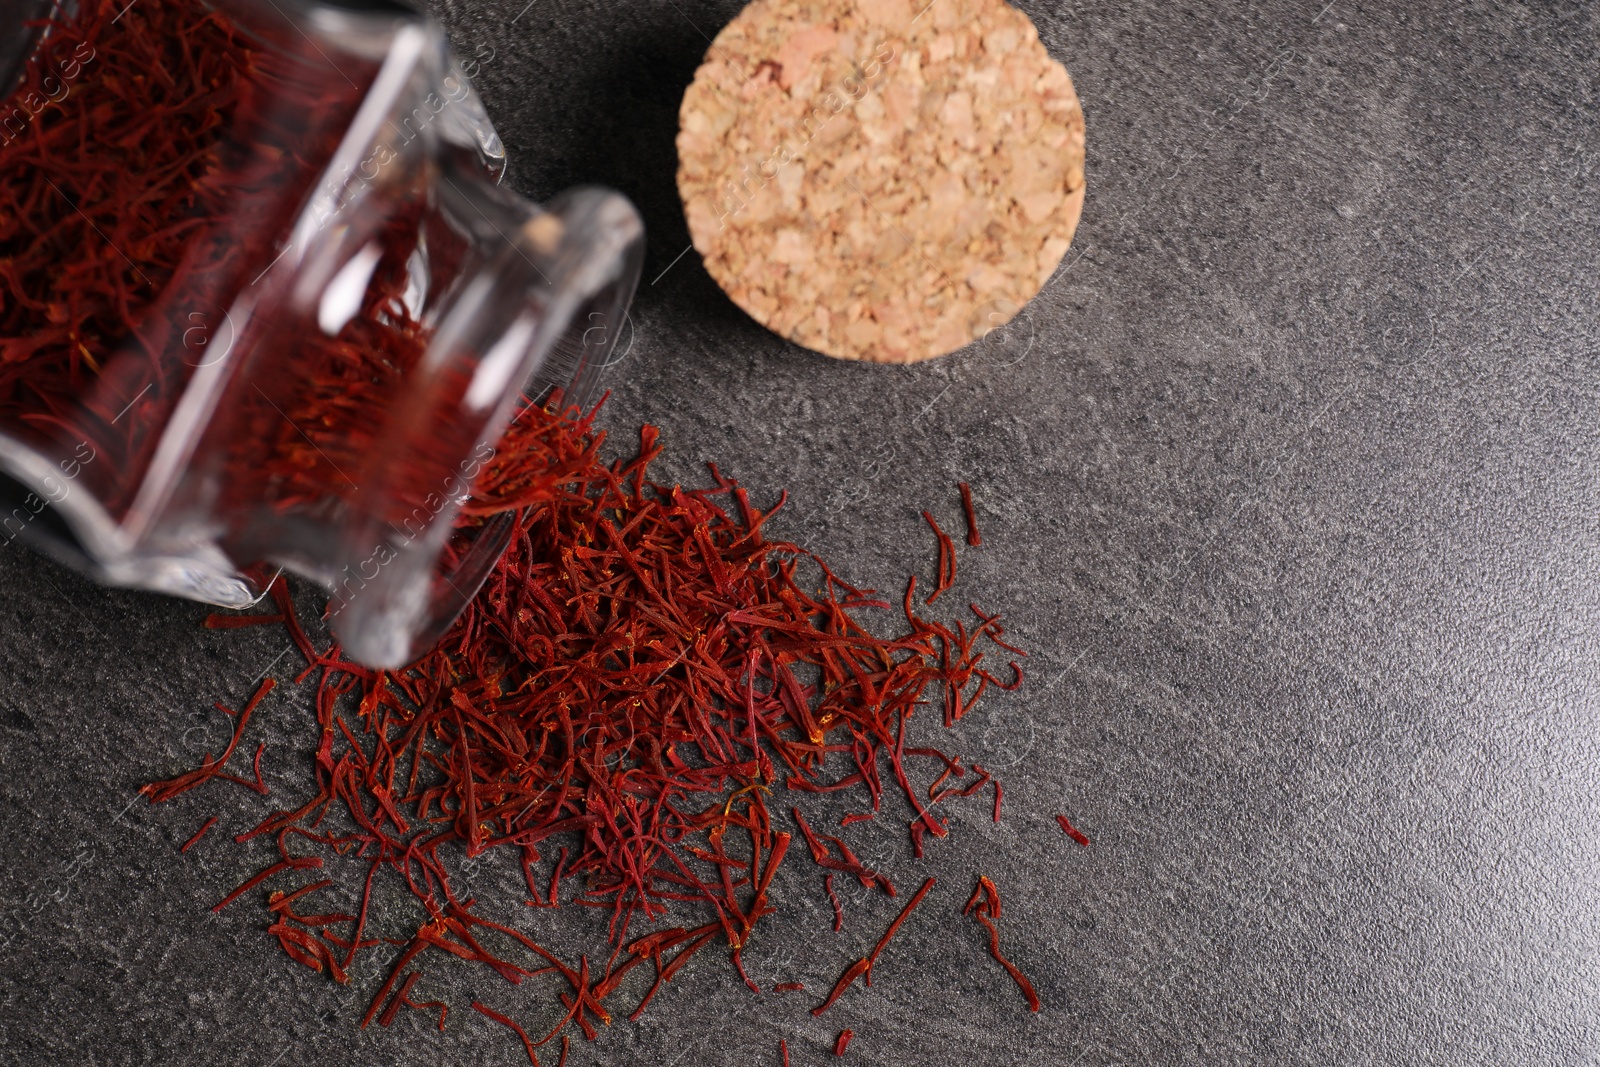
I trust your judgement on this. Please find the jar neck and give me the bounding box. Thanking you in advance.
[311,179,646,667]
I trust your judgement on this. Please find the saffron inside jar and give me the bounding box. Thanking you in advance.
[0,0,378,515]
[0,0,598,642]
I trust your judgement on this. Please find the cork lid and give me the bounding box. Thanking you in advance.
[677,0,1086,363]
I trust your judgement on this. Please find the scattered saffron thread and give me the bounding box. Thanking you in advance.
[1056,814,1091,848]
[812,877,937,1016]
[141,679,276,803]
[958,482,982,546]
[471,1002,541,1066]
[963,875,1041,1012]
[922,510,957,604]
[179,816,219,853]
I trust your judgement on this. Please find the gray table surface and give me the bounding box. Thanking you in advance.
[2,0,1598,1064]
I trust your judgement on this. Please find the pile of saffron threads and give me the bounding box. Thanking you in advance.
[144,396,1050,1058]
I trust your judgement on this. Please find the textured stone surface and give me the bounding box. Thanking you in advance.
[2,0,1599,1065]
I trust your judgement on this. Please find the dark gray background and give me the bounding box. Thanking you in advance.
[2,0,1598,1064]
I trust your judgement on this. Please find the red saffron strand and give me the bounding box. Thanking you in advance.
[378,972,420,1028]
[811,957,871,1017]
[731,948,761,994]
[813,876,937,1016]
[1056,814,1091,847]
[780,1038,791,1067]
[212,742,270,796]
[835,1029,855,1056]
[180,816,219,853]
[958,482,982,546]
[212,855,322,913]
[865,876,936,980]
[141,679,276,804]
[266,880,334,914]
[401,974,449,1032]
[921,511,957,605]
[772,982,805,992]
[472,1002,542,1065]
[361,937,428,1029]
[963,875,1042,1012]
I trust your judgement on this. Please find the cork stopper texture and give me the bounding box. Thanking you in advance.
[677,0,1086,363]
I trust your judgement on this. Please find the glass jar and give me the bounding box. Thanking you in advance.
[0,0,645,666]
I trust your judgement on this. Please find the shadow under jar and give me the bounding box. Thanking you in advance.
[0,0,645,667]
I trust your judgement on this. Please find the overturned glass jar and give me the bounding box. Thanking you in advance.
[0,0,645,666]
